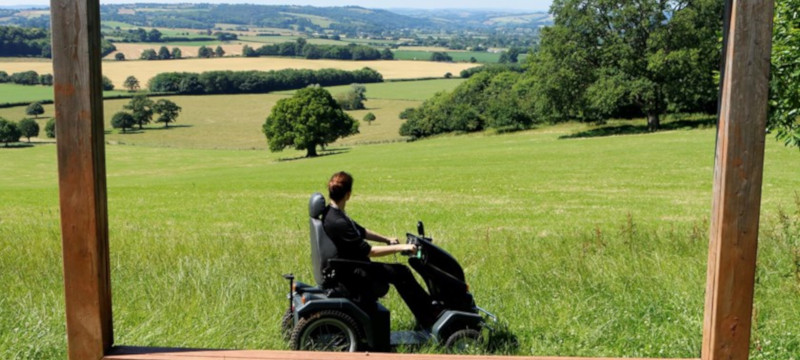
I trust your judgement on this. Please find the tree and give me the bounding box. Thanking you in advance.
[769,0,800,149]
[0,118,21,147]
[171,47,182,59]
[242,44,257,57]
[111,112,135,133]
[17,118,39,142]
[26,102,44,118]
[153,99,182,128]
[115,52,125,61]
[157,46,171,60]
[215,45,226,57]
[380,48,394,60]
[262,86,358,157]
[39,74,53,86]
[363,112,376,126]
[0,71,8,83]
[102,76,114,91]
[147,28,162,42]
[335,84,367,110]
[198,46,213,58]
[430,52,452,62]
[123,76,140,92]
[140,49,158,60]
[45,118,56,138]
[123,95,154,129]
[531,0,721,130]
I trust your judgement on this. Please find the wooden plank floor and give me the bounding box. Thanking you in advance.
[104,347,700,360]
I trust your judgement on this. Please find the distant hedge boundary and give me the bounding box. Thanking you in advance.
[148,67,384,95]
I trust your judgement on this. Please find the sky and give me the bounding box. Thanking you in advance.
[0,0,553,12]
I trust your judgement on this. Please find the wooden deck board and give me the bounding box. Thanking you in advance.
[104,347,699,360]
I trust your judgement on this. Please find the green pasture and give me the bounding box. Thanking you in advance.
[279,78,467,101]
[393,50,502,63]
[1,119,799,359]
[0,83,128,107]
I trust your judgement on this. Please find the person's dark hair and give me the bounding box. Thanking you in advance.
[328,171,353,201]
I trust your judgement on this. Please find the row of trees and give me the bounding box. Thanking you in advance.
[0,71,53,86]
[0,25,116,58]
[400,0,723,139]
[106,27,237,43]
[111,95,182,133]
[243,39,393,61]
[197,45,226,58]
[147,67,383,95]
[138,46,184,61]
[0,116,55,146]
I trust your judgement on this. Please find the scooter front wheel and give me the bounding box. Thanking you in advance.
[289,310,362,352]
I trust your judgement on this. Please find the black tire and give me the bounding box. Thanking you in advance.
[289,310,362,352]
[444,328,483,354]
[280,308,293,340]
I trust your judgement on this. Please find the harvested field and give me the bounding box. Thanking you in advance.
[106,43,259,61]
[0,58,480,89]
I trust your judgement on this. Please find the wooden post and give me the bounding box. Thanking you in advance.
[702,1,774,360]
[51,0,113,359]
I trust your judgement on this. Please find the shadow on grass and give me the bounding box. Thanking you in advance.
[559,116,717,140]
[277,147,351,162]
[147,124,193,131]
[1,143,34,149]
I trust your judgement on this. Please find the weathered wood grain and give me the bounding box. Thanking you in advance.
[702,1,774,360]
[51,0,113,359]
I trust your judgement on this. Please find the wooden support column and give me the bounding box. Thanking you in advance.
[51,0,113,359]
[702,1,774,360]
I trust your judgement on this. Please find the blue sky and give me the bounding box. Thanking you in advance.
[1,0,553,12]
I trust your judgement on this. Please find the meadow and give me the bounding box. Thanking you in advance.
[1,116,798,359]
[393,50,502,63]
[0,58,479,91]
[0,83,128,106]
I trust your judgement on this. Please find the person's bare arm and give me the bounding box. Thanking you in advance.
[365,229,399,245]
[369,244,416,257]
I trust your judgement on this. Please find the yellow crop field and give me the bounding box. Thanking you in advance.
[107,43,256,61]
[0,58,479,89]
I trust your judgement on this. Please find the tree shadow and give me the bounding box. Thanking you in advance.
[146,124,193,131]
[277,147,351,162]
[1,143,34,149]
[559,116,717,139]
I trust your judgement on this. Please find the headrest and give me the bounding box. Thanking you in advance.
[309,192,326,219]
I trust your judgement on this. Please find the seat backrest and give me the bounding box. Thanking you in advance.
[309,192,337,287]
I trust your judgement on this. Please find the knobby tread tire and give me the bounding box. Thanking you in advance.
[289,310,363,352]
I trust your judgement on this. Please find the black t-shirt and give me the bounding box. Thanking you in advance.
[322,206,372,262]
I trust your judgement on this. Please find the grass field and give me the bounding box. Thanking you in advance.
[0,83,128,106]
[280,78,467,101]
[1,118,798,359]
[0,58,480,91]
[393,50,502,63]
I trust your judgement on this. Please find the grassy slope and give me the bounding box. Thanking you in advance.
[1,125,798,359]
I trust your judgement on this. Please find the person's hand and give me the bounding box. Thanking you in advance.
[387,238,400,245]
[404,244,417,252]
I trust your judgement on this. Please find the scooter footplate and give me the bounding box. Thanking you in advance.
[390,330,430,346]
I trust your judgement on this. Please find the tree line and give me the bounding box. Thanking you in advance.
[111,95,182,133]
[242,39,394,61]
[401,0,723,139]
[0,71,54,86]
[147,67,383,95]
[105,27,237,43]
[0,102,56,147]
[0,25,116,58]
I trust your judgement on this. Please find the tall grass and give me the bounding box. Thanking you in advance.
[0,126,798,359]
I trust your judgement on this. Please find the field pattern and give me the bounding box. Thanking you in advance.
[0,58,480,90]
[1,124,799,359]
[0,83,128,106]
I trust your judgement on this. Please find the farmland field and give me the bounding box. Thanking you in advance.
[393,50,502,63]
[1,119,799,359]
[281,78,467,101]
[0,83,128,105]
[0,58,480,90]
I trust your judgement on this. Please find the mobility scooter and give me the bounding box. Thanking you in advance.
[280,192,497,352]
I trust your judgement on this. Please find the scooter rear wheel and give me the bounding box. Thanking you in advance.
[290,310,362,352]
[445,328,483,354]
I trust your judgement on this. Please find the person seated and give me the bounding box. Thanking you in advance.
[322,171,436,328]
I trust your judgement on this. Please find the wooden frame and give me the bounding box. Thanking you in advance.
[50,0,775,359]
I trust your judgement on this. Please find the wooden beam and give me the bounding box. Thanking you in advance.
[103,348,700,360]
[51,0,113,359]
[702,1,774,360]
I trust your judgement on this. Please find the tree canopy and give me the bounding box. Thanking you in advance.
[769,0,800,149]
[111,112,135,133]
[0,118,21,147]
[123,76,140,92]
[153,99,182,127]
[123,95,154,129]
[17,118,39,142]
[26,102,45,118]
[262,86,358,157]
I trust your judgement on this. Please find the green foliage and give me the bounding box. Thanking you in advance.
[123,95,154,129]
[157,46,171,60]
[102,76,115,91]
[17,118,39,142]
[0,117,21,146]
[335,84,367,110]
[214,45,225,57]
[111,111,135,133]
[140,48,158,60]
[769,0,800,149]
[242,44,257,57]
[171,47,182,59]
[262,86,358,157]
[153,99,182,128]
[363,112,376,125]
[115,52,126,61]
[123,76,140,92]
[10,71,39,85]
[459,63,524,78]
[38,74,53,86]
[45,118,55,138]
[0,71,8,83]
[0,26,49,57]
[25,102,44,118]
[148,68,383,95]
[380,48,394,60]
[254,41,383,61]
[198,45,213,58]
[430,52,453,62]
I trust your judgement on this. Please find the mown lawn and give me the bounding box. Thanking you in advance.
[1,124,798,359]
